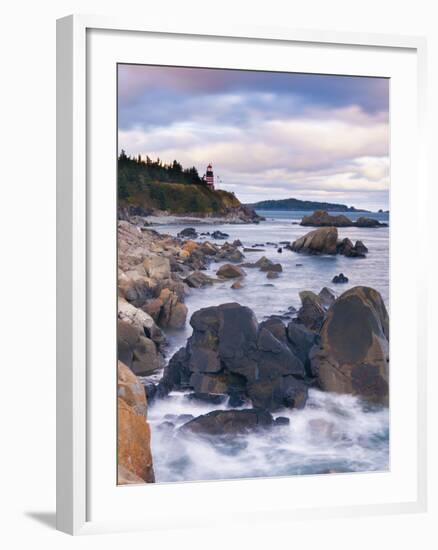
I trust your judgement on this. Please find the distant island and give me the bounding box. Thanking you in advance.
[247,198,369,213]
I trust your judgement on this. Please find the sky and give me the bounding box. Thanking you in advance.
[118,64,389,211]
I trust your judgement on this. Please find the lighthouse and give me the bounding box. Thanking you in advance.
[205,163,215,190]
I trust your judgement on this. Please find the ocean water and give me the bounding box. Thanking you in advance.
[157,210,389,356]
[145,210,390,482]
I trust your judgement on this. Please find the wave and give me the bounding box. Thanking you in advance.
[149,389,389,483]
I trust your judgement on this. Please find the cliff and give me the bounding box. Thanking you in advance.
[119,181,259,219]
[118,153,261,222]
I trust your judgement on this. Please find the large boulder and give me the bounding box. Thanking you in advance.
[142,298,163,322]
[301,210,353,227]
[181,240,199,255]
[355,217,387,228]
[184,271,215,288]
[132,334,162,376]
[189,303,258,379]
[156,288,188,329]
[337,238,368,258]
[161,303,307,411]
[118,398,155,483]
[310,286,389,405]
[216,243,245,263]
[118,298,164,346]
[118,275,154,307]
[260,262,282,273]
[183,248,209,271]
[179,409,274,435]
[117,360,147,416]
[168,302,188,329]
[249,256,283,273]
[291,227,338,255]
[355,240,369,255]
[117,364,154,484]
[254,256,272,269]
[178,227,198,238]
[118,319,164,376]
[199,241,219,256]
[143,256,171,280]
[216,264,246,279]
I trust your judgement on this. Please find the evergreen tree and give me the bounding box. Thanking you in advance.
[117,151,205,201]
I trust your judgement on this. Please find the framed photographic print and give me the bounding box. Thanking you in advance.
[57,15,427,535]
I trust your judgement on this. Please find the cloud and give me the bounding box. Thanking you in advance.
[118,64,389,113]
[118,77,389,132]
[118,65,390,210]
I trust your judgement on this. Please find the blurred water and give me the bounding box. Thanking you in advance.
[146,211,390,482]
[149,389,389,482]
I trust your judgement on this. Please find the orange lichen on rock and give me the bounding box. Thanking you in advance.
[182,240,199,254]
[117,361,155,484]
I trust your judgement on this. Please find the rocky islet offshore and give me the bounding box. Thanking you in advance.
[300,209,388,228]
[117,217,389,483]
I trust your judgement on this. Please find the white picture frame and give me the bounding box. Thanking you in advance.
[56,14,428,535]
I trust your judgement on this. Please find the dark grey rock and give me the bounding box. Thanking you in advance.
[211,230,229,240]
[185,392,228,405]
[184,271,215,288]
[311,286,389,405]
[332,273,349,284]
[179,409,274,435]
[162,302,307,411]
[178,227,198,238]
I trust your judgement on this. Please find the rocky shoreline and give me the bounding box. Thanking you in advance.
[119,204,264,227]
[117,217,389,484]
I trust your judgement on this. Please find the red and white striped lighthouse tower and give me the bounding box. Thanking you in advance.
[205,163,215,190]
